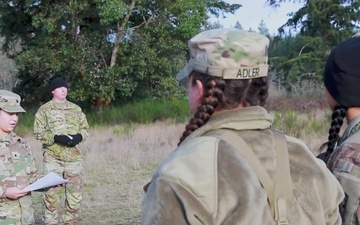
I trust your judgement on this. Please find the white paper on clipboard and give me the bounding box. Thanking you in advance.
[25,172,68,191]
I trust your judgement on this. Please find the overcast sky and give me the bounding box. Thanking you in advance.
[209,0,304,34]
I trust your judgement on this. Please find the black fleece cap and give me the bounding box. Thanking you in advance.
[49,77,68,92]
[324,36,360,107]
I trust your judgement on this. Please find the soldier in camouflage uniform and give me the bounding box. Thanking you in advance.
[317,35,360,224]
[142,29,344,225]
[0,90,39,225]
[34,77,89,225]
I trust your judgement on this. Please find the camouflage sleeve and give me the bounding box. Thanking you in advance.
[316,159,344,225]
[78,111,89,142]
[29,155,40,184]
[19,137,41,184]
[34,108,55,145]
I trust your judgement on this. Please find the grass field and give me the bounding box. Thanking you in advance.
[26,121,183,225]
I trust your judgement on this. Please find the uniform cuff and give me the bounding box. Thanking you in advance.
[0,187,7,199]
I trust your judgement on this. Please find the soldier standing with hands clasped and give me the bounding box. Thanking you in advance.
[34,77,89,225]
[0,90,39,224]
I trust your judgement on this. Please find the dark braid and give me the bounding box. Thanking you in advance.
[326,105,347,153]
[178,72,269,145]
[317,105,347,161]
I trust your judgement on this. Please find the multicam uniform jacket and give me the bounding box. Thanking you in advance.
[142,106,344,225]
[0,132,38,225]
[327,115,360,225]
[33,100,89,162]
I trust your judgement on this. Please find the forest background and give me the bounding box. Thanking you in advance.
[0,0,359,224]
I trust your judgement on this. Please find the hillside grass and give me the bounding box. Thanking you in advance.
[19,97,332,224]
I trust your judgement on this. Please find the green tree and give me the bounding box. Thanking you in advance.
[204,20,224,30]
[279,0,360,47]
[270,34,328,83]
[258,19,270,37]
[0,0,240,110]
[234,21,243,30]
[267,0,359,92]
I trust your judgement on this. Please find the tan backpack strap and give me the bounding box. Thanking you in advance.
[207,129,293,225]
[273,130,293,225]
[206,130,276,217]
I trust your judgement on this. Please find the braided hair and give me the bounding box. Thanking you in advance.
[178,71,269,145]
[326,105,347,152]
[318,105,347,160]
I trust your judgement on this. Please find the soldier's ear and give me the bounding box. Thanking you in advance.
[195,79,204,102]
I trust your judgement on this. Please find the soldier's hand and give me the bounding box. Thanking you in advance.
[5,187,30,200]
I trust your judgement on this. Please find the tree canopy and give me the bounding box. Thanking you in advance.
[0,0,359,107]
[268,0,359,91]
[0,0,240,109]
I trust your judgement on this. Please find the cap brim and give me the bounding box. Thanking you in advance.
[2,105,26,113]
[176,62,193,81]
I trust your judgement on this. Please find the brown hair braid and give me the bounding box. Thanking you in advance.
[178,72,269,145]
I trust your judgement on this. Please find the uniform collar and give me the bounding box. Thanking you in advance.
[0,132,19,144]
[182,106,273,145]
[50,99,69,109]
[339,114,360,144]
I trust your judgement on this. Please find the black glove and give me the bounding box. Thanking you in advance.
[70,133,83,145]
[54,135,72,146]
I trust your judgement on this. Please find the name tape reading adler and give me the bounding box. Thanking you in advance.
[237,68,261,78]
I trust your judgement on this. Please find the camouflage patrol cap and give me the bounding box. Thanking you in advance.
[0,90,25,113]
[176,28,269,81]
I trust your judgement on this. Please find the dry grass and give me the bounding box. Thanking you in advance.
[264,96,328,113]
[24,109,330,224]
[26,121,184,225]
